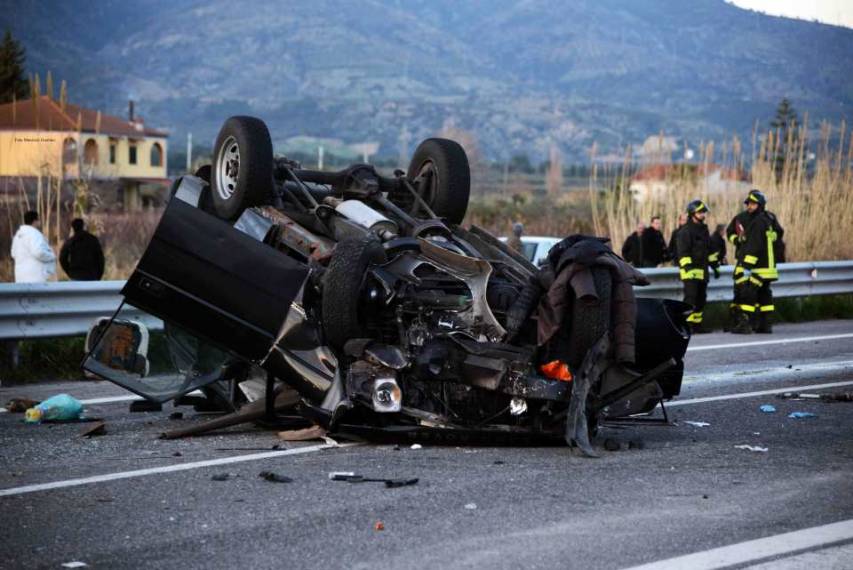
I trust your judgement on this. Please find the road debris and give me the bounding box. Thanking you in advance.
[734,444,768,453]
[24,394,83,423]
[278,425,327,441]
[777,392,853,402]
[464,503,478,510]
[684,421,711,427]
[169,412,184,420]
[759,404,776,413]
[374,521,385,531]
[410,443,423,450]
[129,400,162,413]
[80,421,107,438]
[61,562,88,569]
[328,472,418,488]
[259,471,293,483]
[788,411,817,419]
[5,397,39,413]
[211,473,235,481]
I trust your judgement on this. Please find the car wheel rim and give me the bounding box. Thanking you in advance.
[216,136,240,200]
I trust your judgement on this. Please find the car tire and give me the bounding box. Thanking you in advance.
[322,237,387,349]
[568,267,612,370]
[399,138,470,224]
[211,116,273,221]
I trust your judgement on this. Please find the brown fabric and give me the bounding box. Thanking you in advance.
[536,251,648,364]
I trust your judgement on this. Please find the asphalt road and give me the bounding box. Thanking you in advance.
[1,319,852,570]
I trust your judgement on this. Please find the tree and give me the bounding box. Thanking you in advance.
[770,98,799,180]
[0,30,29,104]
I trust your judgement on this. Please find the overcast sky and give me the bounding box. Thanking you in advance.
[729,0,853,28]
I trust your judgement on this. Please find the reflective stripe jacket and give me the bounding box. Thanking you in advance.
[737,210,784,281]
[676,218,711,281]
[726,211,751,257]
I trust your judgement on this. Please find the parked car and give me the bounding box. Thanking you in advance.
[500,236,562,266]
[84,116,690,452]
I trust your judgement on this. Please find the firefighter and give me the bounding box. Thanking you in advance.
[725,207,752,329]
[677,200,719,332]
[730,190,785,334]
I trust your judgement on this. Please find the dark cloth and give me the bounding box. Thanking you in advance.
[620,233,643,266]
[535,235,649,364]
[675,218,711,282]
[709,233,727,266]
[667,227,682,265]
[59,231,104,281]
[640,227,667,267]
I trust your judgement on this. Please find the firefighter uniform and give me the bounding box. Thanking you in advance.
[726,210,751,326]
[676,200,716,329]
[732,190,785,334]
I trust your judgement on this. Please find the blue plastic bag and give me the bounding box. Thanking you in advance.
[25,394,84,423]
[759,404,776,413]
[788,411,817,419]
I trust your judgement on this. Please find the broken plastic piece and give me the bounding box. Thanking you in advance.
[61,562,88,569]
[788,411,817,419]
[410,443,422,450]
[328,472,418,487]
[759,404,776,413]
[259,471,293,483]
[80,421,107,438]
[734,444,768,453]
[684,421,710,427]
[464,503,477,510]
[509,398,527,416]
[539,360,572,381]
[374,521,385,531]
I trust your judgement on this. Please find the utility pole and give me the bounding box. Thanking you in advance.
[186,132,192,173]
[318,145,324,170]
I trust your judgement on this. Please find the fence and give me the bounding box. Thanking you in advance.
[0,261,851,340]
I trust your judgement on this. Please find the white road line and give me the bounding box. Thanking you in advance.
[622,518,853,570]
[0,442,356,498]
[668,379,853,407]
[687,332,853,352]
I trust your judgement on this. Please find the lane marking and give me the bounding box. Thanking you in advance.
[622,518,853,570]
[0,394,142,414]
[0,443,356,498]
[669,379,853,407]
[687,332,853,352]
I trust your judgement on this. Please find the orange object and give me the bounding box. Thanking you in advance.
[539,360,572,382]
[374,521,385,531]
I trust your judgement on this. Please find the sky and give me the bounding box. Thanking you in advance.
[728,0,853,28]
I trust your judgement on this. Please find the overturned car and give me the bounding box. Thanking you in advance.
[84,116,690,454]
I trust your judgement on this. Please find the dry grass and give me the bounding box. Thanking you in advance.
[590,119,853,261]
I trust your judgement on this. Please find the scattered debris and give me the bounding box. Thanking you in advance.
[24,394,83,423]
[464,503,478,510]
[173,451,183,457]
[410,443,422,450]
[215,445,281,451]
[258,471,293,483]
[734,444,768,453]
[211,473,234,481]
[169,412,184,420]
[278,425,327,441]
[328,472,418,488]
[777,392,853,402]
[509,397,528,416]
[80,421,107,438]
[788,411,817,419]
[5,398,39,413]
[684,421,710,427]
[61,562,88,569]
[493,460,505,465]
[322,436,340,447]
[374,521,385,531]
[759,404,776,413]
[702,494,709,499]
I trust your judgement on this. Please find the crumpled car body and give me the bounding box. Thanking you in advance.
[84,117,690,448]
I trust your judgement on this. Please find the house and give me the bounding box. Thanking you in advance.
[0,96,168,209]
[629,164,751,202]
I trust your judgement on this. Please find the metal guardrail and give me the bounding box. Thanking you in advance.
[0,261,851,340]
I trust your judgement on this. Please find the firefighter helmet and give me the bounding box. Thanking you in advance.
[744,189,767,207]
[686,199,709,215]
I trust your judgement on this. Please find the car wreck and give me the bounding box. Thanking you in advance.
[83,116,691,455]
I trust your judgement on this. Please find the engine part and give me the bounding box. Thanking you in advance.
[333,199,398,240]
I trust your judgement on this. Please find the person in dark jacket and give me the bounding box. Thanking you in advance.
[676,200,718,332]
[60,218,105,281]
[620,222,644,266]
[667,213,687,265]
[640,216,668,267]
[710,224,727,267]
[730,190,784,334]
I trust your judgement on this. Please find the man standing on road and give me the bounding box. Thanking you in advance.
[640,215,668,267]
[60,218,105,281]
[507,222,524,253]
[621,221,645,266]
[10,211,56,283]
[667,213,687,265]
[730,190,784,334]
[677,200,717,332]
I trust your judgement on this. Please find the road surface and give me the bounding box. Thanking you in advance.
[1,319,852,569]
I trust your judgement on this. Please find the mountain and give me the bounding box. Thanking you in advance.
[3,0,852,162]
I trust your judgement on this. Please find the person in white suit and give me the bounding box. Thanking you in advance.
[11,211,56,283]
